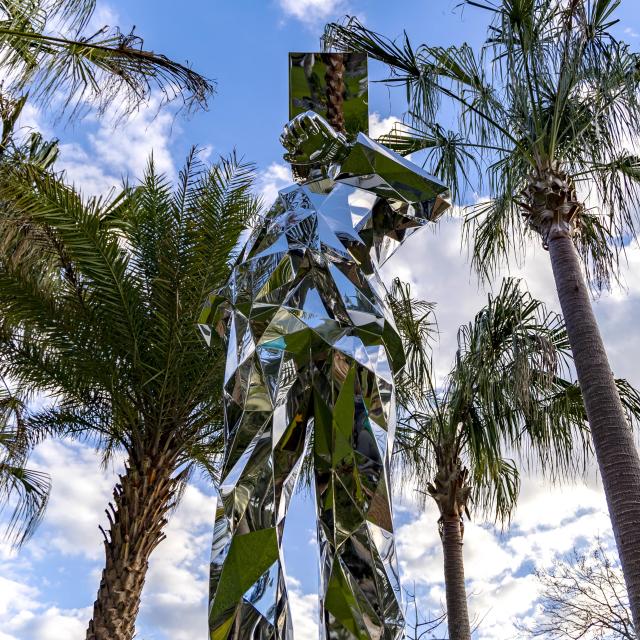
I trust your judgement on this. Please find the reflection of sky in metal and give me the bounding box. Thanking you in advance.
[201,126,448,638]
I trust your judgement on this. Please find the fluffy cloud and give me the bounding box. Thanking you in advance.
[57,95,179,197]
[277,0,350,25]
[369,112,404,140]
[256,162,292,205]
[395,476,615,639]
[30,440,120,561]
[289,578,320,640]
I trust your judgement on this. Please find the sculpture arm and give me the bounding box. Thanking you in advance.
[337,132,450,216]
[280,110,449,218]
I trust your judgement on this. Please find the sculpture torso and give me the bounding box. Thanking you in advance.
[222,177,406,378]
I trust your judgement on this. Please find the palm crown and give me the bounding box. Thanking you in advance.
[0,150,257,477]
[389,276,640,639]
[392,277,609,524]
[325,2,640,287]
[327,7,640,628]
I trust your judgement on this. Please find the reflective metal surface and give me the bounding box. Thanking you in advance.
[289,52,368,141]
[201,72,449,640]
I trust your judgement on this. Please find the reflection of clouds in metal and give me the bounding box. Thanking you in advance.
[200,125,449,639]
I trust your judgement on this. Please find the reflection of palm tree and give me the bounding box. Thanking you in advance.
[323,53,346,135]
[300,53,323,113]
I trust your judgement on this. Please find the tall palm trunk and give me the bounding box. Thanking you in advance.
[441,514,471,640]
[429,454,472,640]
[86,451,178,640]
[547,231,640,628]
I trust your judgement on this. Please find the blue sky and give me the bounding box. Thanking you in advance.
[2,1,640,639]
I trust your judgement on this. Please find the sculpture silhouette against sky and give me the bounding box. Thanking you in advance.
[199,53,450,640]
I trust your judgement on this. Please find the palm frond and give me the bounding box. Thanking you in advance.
[386,277,437,398]
[0,379,50,546]
[0,26,214,118]
[327,1,640,290]
[0,151,260,527]
[388,274,639,524]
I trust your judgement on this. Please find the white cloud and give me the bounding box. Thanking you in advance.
[7,607,89,640]
[14,86,180,199]
[289,578,319,640]
[88,2,121,31]
[56,94,180,198]
[257,162,292,205]
[624,26,639,38]
[56,142,121,197]
[277,0,349,25]
[369,112,403,140]
[30,440,120,561]
[394,478,615,639]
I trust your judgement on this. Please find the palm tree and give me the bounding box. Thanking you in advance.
[0,376,50,546]
[0,0,214,121]
[0,151,259,640]
[389,278,640,640]
[325,2,640,626]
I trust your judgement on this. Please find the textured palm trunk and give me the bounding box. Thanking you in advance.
[86,452,178,640]
[441,515,471,640]
[547,233,640,628]
[323,52,345,134]
[429,453,472,640]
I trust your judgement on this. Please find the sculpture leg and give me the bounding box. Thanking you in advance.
[209,353,311,639]
[313,351,404,639]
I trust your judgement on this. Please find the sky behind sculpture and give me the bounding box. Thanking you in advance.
[2,1,640,639]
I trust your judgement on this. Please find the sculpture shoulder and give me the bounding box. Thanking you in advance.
[336,132,450,207]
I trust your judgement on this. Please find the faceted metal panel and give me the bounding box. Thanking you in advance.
[200,109,449,639]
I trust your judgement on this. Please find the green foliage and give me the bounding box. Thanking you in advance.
[325,2,640,288]
[0,0,214,120]
[0,150,259,491]
[388,278,640,524]
[0,377,49,546]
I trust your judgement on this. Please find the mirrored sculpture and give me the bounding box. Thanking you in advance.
[199,52,450,640]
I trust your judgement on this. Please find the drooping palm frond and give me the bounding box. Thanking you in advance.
[377,119,481,203]
[0,378,50,546]
[325,3,640,288]
[0,27,214,118]
[0,0,214,120]
[387,277,437,399]
[390,277,621,524]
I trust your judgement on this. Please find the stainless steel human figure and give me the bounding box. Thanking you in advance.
[199,53,449,640]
